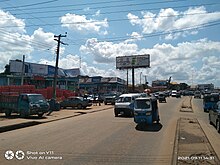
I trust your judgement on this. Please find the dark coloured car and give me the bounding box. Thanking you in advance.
[194,91,201,99]
[60,96,92,109]
[176,92,181,98]
[209,101,220,133]
[158,92,166,103]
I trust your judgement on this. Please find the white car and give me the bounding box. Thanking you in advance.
[171,90,177,97]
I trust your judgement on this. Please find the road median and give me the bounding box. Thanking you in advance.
[173,117,219,165]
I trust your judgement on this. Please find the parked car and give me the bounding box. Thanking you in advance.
[60,96,92,109]
[209,101,220,133]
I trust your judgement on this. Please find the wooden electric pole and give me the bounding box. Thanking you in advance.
[53,33,67,100]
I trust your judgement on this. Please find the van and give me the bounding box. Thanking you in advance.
[114,93,141,117]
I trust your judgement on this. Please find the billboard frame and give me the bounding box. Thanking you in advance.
[116,54,150,70]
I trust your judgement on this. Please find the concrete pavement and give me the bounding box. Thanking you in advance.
[173,96,220,165]
[0,104,113,133]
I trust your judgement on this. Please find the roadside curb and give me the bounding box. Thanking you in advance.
[172,117,180,165]
[0,107,112,133]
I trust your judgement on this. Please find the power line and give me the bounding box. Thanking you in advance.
[66,20,220,45]
[2,18,218,47]
[7,0,192,16]
[97,20,220,43]
[3,2,219,22]
[2,0,59,9]
[0,11,217,28]
[0,29,55,50]
[3,0,184,10]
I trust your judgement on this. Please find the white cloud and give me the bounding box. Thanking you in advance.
[80,38,138,63]
[0,10,26,34]
[79,37,220,86]
[31,28,57,52]
[60,13,108,35]
[0,10,58,72]
[39,54,109,77]
[127,6,220,40]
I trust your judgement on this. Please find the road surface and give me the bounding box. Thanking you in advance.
[0,97,219,165]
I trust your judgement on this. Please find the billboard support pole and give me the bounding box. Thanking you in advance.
[127,69,128,92]
[132,67,135,92]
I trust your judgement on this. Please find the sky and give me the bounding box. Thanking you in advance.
[0,0,220,87]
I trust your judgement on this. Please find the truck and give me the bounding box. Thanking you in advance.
[0,93,50,118]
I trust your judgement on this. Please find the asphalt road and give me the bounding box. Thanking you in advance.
[0,97,218,165]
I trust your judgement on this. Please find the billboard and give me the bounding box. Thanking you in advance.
[116,54,150,69]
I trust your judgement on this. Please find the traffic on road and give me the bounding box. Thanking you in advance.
[0,89,220,164]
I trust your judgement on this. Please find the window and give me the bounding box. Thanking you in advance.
[135,100,151,109]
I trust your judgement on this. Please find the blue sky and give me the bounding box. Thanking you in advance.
[0,0,220,87]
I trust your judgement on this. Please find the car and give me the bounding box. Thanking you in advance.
[158,92,166,103]
[114,93,141,117]
[194,91,201,98]
[171,90,177,97]
[104,94,117,105]
[176,92,181,98]
[60,96,92,109]
[209,101,220,133]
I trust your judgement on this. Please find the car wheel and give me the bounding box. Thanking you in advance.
[20,110,27,118]
[38,113,44,118]
[209,115,212,125]
[77,104,82,109]
[217,120,220,133]
[5,110,12,117]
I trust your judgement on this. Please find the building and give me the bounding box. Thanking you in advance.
[197,84,214,91]
[0,60,127,95]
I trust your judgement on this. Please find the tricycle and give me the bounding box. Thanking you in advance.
[133,96,160,125]
[203,93,219,112]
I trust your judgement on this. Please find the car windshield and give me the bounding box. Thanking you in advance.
[204,95,219,102]
[28,95,46,103]
[117,97,131,103]
[77,97,84,101]
[135,100,151,109]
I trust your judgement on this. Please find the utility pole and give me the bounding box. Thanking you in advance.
[53,33,67,100]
